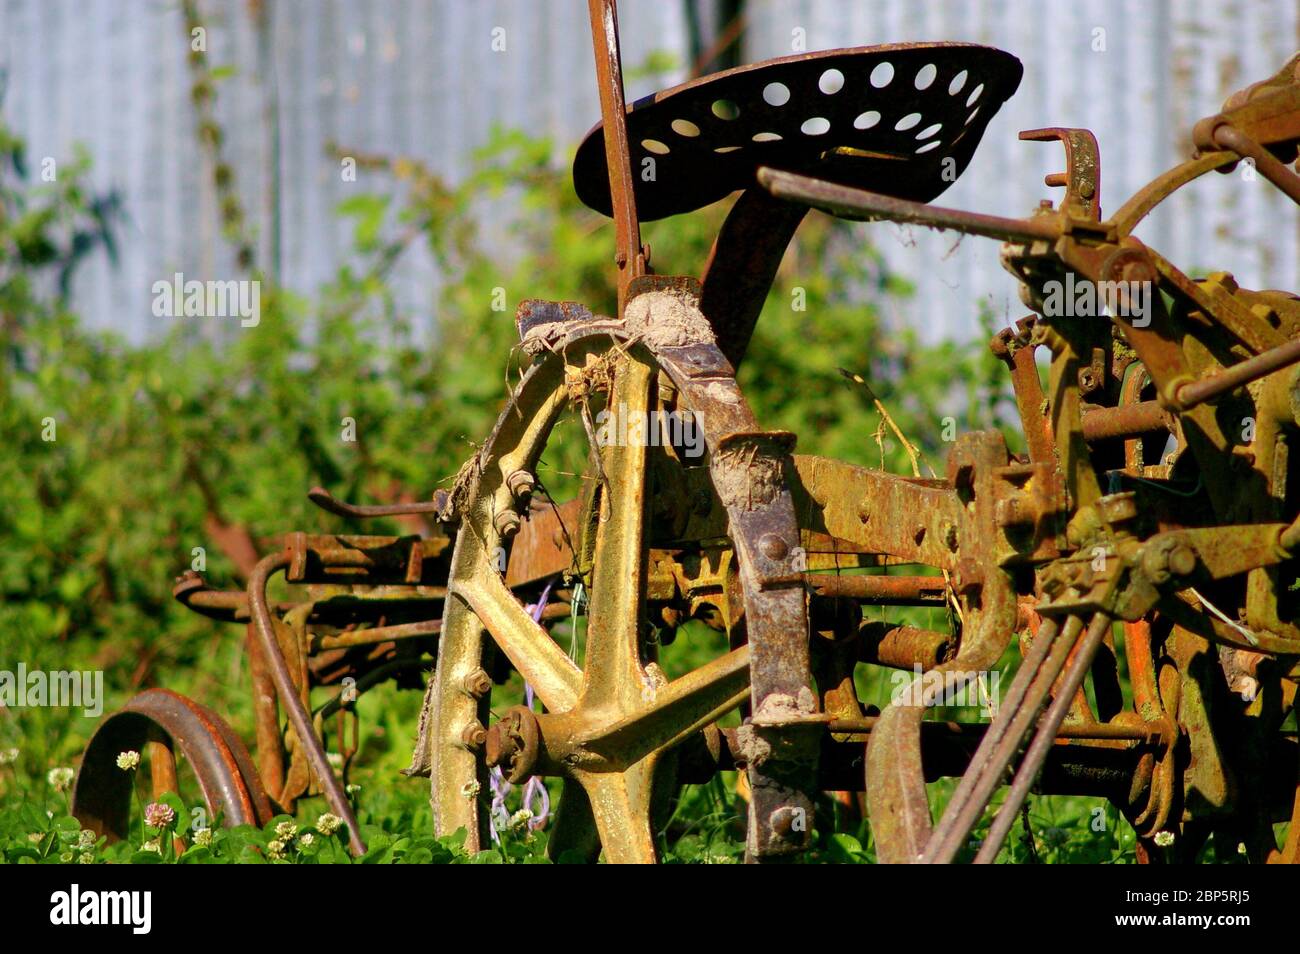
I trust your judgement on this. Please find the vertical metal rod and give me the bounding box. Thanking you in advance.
[974,612,1115,863]
[586,0,644,312]
[247,553,366,856]
[924,614,1079,863]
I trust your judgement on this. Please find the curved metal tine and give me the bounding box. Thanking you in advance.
[923,614,1081,864]
[974,612,1115,863]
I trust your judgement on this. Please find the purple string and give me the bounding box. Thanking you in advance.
[488,580,554,841]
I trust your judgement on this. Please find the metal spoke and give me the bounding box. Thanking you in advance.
[428,594,490,850]
[456,570,582,714]
[546,777,601,863]
[580,646,750,766]
[579,353,653,712]
[582,761,659,864]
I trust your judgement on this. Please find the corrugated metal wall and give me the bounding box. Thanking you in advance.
[1,0,1297,344]
[0,0,697,341]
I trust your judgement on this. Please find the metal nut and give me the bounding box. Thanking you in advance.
[506,469,536,502]
[460,720,487,749]
[494,509,521,538]
[460,667,492,699]
[1167,543,1197,577]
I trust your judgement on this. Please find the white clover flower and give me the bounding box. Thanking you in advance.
[193,828,213,848]
[115,750,141,771]
[315,812,342,836]
[47,767,74,792]
[275,821,298,839]
[1237,842,1248,856]
[345,783,362,796]
[509,808,534,831]
[78,852,94,864]
[461,780,481,799]
[141,839,162,854]
[27,833,43,844]
[1153,830,1175,847]
[266,838,287,860]
[0,747,19,765]
[77,829,96,849]
[296,833,315,850]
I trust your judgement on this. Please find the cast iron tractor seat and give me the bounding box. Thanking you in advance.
[573,42,1023,221]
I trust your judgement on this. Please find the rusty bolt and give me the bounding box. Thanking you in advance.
[1168,543,1197,577]
[768,806,807,847]
[1142,538,1190,586]
[461,720,488,749]
[494,509,521,538]
[506,469,535,502]
[460,667,492,699]
[758,533,789,561]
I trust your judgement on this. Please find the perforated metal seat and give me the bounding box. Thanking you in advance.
[573,43,1022,221]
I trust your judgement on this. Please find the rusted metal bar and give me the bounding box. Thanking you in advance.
[1213,123,1300,208]
[586,0,644,310]
[1174,335,1300,409]
[828,716,1165,743]
[757,166,1062,243]
[1081,400,1170,442]
[308,486,448,518]
[247,552,366,855]
[309,603,568,651]
[699,188,807,367]
[72,689,272,843]
[857,621,953,670]
[807,573,948,604]
[923,614,1078,863]
[974,612,1115,862]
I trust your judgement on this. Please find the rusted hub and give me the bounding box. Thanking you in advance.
[485,705,541,784]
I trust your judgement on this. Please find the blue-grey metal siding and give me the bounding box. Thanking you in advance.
[1,0,1296,343]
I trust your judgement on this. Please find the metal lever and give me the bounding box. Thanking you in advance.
[308,486,448,519]
[1019,127,1101,220]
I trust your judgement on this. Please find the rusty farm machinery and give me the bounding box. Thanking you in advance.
[71,1,1300,864]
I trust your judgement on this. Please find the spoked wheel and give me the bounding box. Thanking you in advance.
[425,292,813,862]
[72,688,273,843]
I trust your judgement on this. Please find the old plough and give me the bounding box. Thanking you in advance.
[74,1,1300,863]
